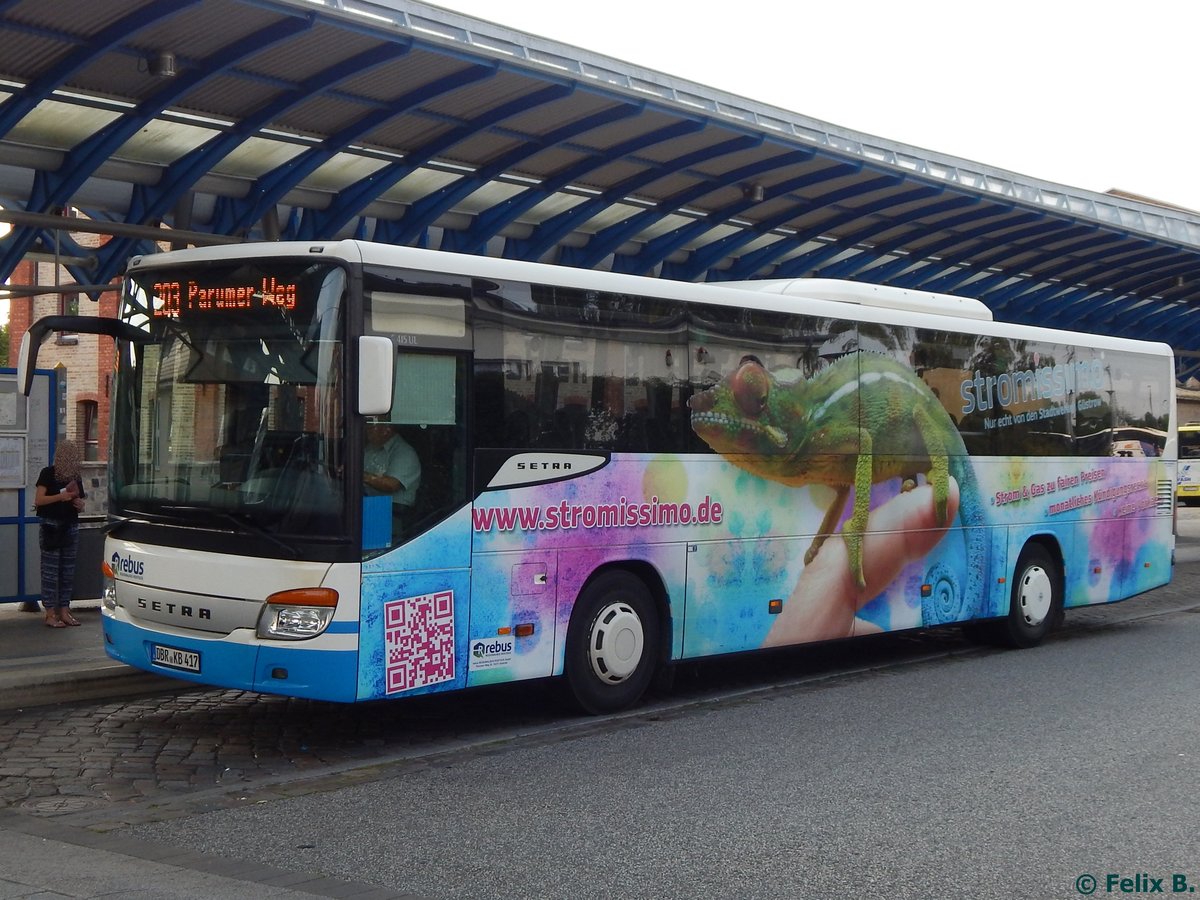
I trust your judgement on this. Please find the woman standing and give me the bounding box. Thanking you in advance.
[34,440,86,628]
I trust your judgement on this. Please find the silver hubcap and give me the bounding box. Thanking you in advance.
[1017,564,1052,627]
[587,601,645,684]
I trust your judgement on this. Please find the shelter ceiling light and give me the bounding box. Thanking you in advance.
[744,183,765,203]
[146,52,176,78]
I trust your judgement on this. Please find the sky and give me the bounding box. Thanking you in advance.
[3,1,1197,326]
[431,0,1200,208]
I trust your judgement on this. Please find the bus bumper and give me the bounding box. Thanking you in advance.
[102,613,359,702]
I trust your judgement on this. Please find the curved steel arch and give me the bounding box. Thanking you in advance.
[850,206,1035,286]
[508,134,769,263]
[90,40,412,286]
[378,100,648,247]
[559,151,828,273]
[918,226,1117,299]
[0,0,201,139]
[220,60,503,236]
[803,194,980,280]
[0,12,315,280]
[612,162,869,277]
[680,177,931,283]
[1106,254,1199,299]
[898,218,1086,292]
[0,0,1198,368]
[445,118,713,256]
[563,156,817,270]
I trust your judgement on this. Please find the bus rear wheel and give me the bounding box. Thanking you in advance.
[565,571,659,715]
[1000,544,1061,648]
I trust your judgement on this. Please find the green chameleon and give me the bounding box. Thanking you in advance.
[689,352,986,620]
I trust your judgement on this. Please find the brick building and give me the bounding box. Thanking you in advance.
[6,236,119,464]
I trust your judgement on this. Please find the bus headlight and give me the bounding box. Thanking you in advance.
[101,561,118,610]
[257,588,338,640]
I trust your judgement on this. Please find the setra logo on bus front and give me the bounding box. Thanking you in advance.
[110,551,145,580]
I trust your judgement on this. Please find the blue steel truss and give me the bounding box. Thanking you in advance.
[0,0,1198,374]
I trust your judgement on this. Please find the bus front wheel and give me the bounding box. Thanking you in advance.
[565,571,659,715]
[1000,544,1062,649]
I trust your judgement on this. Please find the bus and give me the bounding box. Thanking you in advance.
[1178,423,1200,504]
[18,241,1177,713]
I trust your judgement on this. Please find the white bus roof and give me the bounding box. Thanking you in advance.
[128,241,1172,359]
[717,278,994,321]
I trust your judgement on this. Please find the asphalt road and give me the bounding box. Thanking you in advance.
[112,519,1200,899]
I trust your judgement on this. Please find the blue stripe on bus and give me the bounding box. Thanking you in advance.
[102,616,358,702]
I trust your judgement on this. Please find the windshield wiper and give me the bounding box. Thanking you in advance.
[104,514,152,535]
[166,505,299,558]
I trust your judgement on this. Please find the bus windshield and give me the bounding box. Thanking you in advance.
[110,258,348,556]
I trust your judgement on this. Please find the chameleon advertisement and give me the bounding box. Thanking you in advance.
[359,302,1173,698]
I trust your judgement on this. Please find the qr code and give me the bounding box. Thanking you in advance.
[384,590,455,694]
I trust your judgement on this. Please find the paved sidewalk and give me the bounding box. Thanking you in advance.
[0,600,177,711]
[0,810,411,899]
[0,604,413,898]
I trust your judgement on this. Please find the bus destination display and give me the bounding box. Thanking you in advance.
[152,277,298,317]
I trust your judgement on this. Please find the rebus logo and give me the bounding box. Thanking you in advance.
[110,551,144,579]
[472,639,513,658]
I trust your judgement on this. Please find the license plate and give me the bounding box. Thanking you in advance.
[151,644,200,673]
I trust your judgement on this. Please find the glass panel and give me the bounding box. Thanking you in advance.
[363,271,471,557]
[110,259,348,553]
[472,279,689,453]
[687,305,857,458]
[917,330,1169,457]
[362,351,468,557]
[392,354,457,426]
[79,400,99,462]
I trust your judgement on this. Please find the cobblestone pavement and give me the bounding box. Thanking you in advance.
[2,581,1196,833]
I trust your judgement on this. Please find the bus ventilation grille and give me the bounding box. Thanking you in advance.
[1157,480,1175,511]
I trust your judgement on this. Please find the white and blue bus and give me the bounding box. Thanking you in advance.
[19,241,1177,712]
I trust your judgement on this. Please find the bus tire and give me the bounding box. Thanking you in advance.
[565,570,659,715]
[999,544,1061,649]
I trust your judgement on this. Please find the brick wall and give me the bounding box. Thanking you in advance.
[6,246,118,462]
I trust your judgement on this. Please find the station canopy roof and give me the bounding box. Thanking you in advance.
[3,0,1200,376]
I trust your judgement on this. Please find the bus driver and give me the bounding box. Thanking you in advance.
[364,421,421,530]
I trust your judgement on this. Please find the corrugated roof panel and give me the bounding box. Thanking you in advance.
[0,33,73,85]
[543,201,632,236]
[210,136,306,180]
[178,75,288,123]
[302,153,389,192]
[362,118,460,159]
[241,22,386,83]
[447,132,542,169]
[336,48,476,105]
[115,119,219,166]
[128,1,291,63]
[274,93,385,140]
[502,95,628,142]
[518,192,596,223]
[8,100,121,153]
[379,167,464,204]
[417,71,546,123]
[451,179,528,216]
[504,145,595,180]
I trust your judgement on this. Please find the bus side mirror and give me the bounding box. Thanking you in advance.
[16,314,151,395]
[358,335,393,416]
